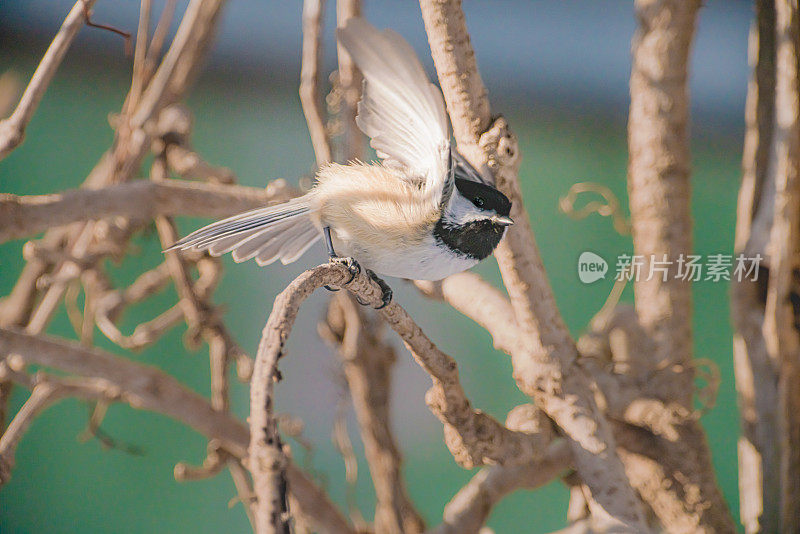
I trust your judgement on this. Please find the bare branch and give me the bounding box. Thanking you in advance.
[321,294,425,533]
[625,2,736,531]
[0,327,249,455]
[0,328,353,534]
[131,0,226,127]
[128,0,153,110]
[0,179,297,244]
[732,1,781,531]
[249,262,551,530]
[335,0,363,162]
[763,1,800,529]
[0,374,115,482]
[143,0,178,83]
[419,1,647,527]
[628,0,697,403]
[300,0,332,166]
[0,0,98,160]
[430,439,571,534]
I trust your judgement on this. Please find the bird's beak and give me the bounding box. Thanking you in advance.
[492,215,514,226]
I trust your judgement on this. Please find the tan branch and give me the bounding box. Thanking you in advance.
[0,328,353,534]
[628,0,697,403]
[143,0,178,83]
[419,2,647,527]
[414,272,518,354]
[321,294,425,533]
[300,0,332,166]
[0,0,98,160]
[128,0,152,110]
[763,1,800,530]
[0,373,115,482]
[131,0,226,126]
[732,1,781,532]
[249,262,549,530]
[0,327,248,455]
[430,438,571,534]
[335,0,363,162]
[625,2,736,531]
[0,178,297,244]
[1,0,230,338]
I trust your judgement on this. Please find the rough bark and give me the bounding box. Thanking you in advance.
[732,1,781,531]
[420,1,648,529]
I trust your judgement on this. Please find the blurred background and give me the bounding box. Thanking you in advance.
[0,1,752,532]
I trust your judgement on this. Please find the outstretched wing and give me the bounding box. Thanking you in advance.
[337,18,451,200]
[452,149,494,186]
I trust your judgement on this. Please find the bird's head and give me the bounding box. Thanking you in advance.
[435,178,513,260]
[443,178,513,229]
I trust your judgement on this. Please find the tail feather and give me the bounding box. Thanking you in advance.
[231,220,296,263]
[167,197,321,266]
[254,237,286,267]
[278,225,320,264]
[206,227,268,256]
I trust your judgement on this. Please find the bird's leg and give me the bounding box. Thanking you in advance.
[323,226,360,291]
[355,269,392,310]
[323,226,337,258]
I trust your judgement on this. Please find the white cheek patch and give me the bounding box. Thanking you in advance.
[447,193,493,225]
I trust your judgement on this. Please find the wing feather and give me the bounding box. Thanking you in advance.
[338,18,450,199]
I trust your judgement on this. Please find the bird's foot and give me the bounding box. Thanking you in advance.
[355,269,392,310]
[325,256,361,292]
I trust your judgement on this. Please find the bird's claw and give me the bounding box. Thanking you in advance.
[325,256,361,292]
[365,269,392,310]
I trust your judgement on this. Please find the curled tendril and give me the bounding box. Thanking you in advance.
[560,182,631,236]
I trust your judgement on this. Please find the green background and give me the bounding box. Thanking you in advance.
[1,12,744,534]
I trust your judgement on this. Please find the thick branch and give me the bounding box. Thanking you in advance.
[732,1,780,532]
[335,0,363,162]
[0,179,297,244]
[419,1,646,528]
[626,2,735,531]
[248,262,550,531]
[0,328,248,455]
[0,374,114,481]
[764,1,800,530]
[0,328,353,534]
[628,0,698,404]
[430,439,571,534]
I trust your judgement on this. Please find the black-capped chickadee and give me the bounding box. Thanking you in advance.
[168,18,513,303]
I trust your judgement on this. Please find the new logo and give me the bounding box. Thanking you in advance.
[578,251,608,284]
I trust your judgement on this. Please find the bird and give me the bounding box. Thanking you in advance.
[166,18,513,307]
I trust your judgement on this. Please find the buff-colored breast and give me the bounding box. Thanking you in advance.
[308,162,440,267]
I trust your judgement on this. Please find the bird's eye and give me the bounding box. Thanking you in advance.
[473,196,485,208]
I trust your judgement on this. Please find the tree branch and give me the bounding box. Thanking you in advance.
[732,1,780,531]
[335,0,363,162]
[419,1,647,528]
[248,262,552,530]
[0,0,98,161]
[300,0,332,166]
[320,294,425,534]
[626,2,736,531]
[430,437,571,534]
[0,327,354,534]
[763,1,800,529]
[628,0,697,403]
[0,179,298,244]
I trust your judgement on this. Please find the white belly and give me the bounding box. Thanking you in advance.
[332,230,479,280]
